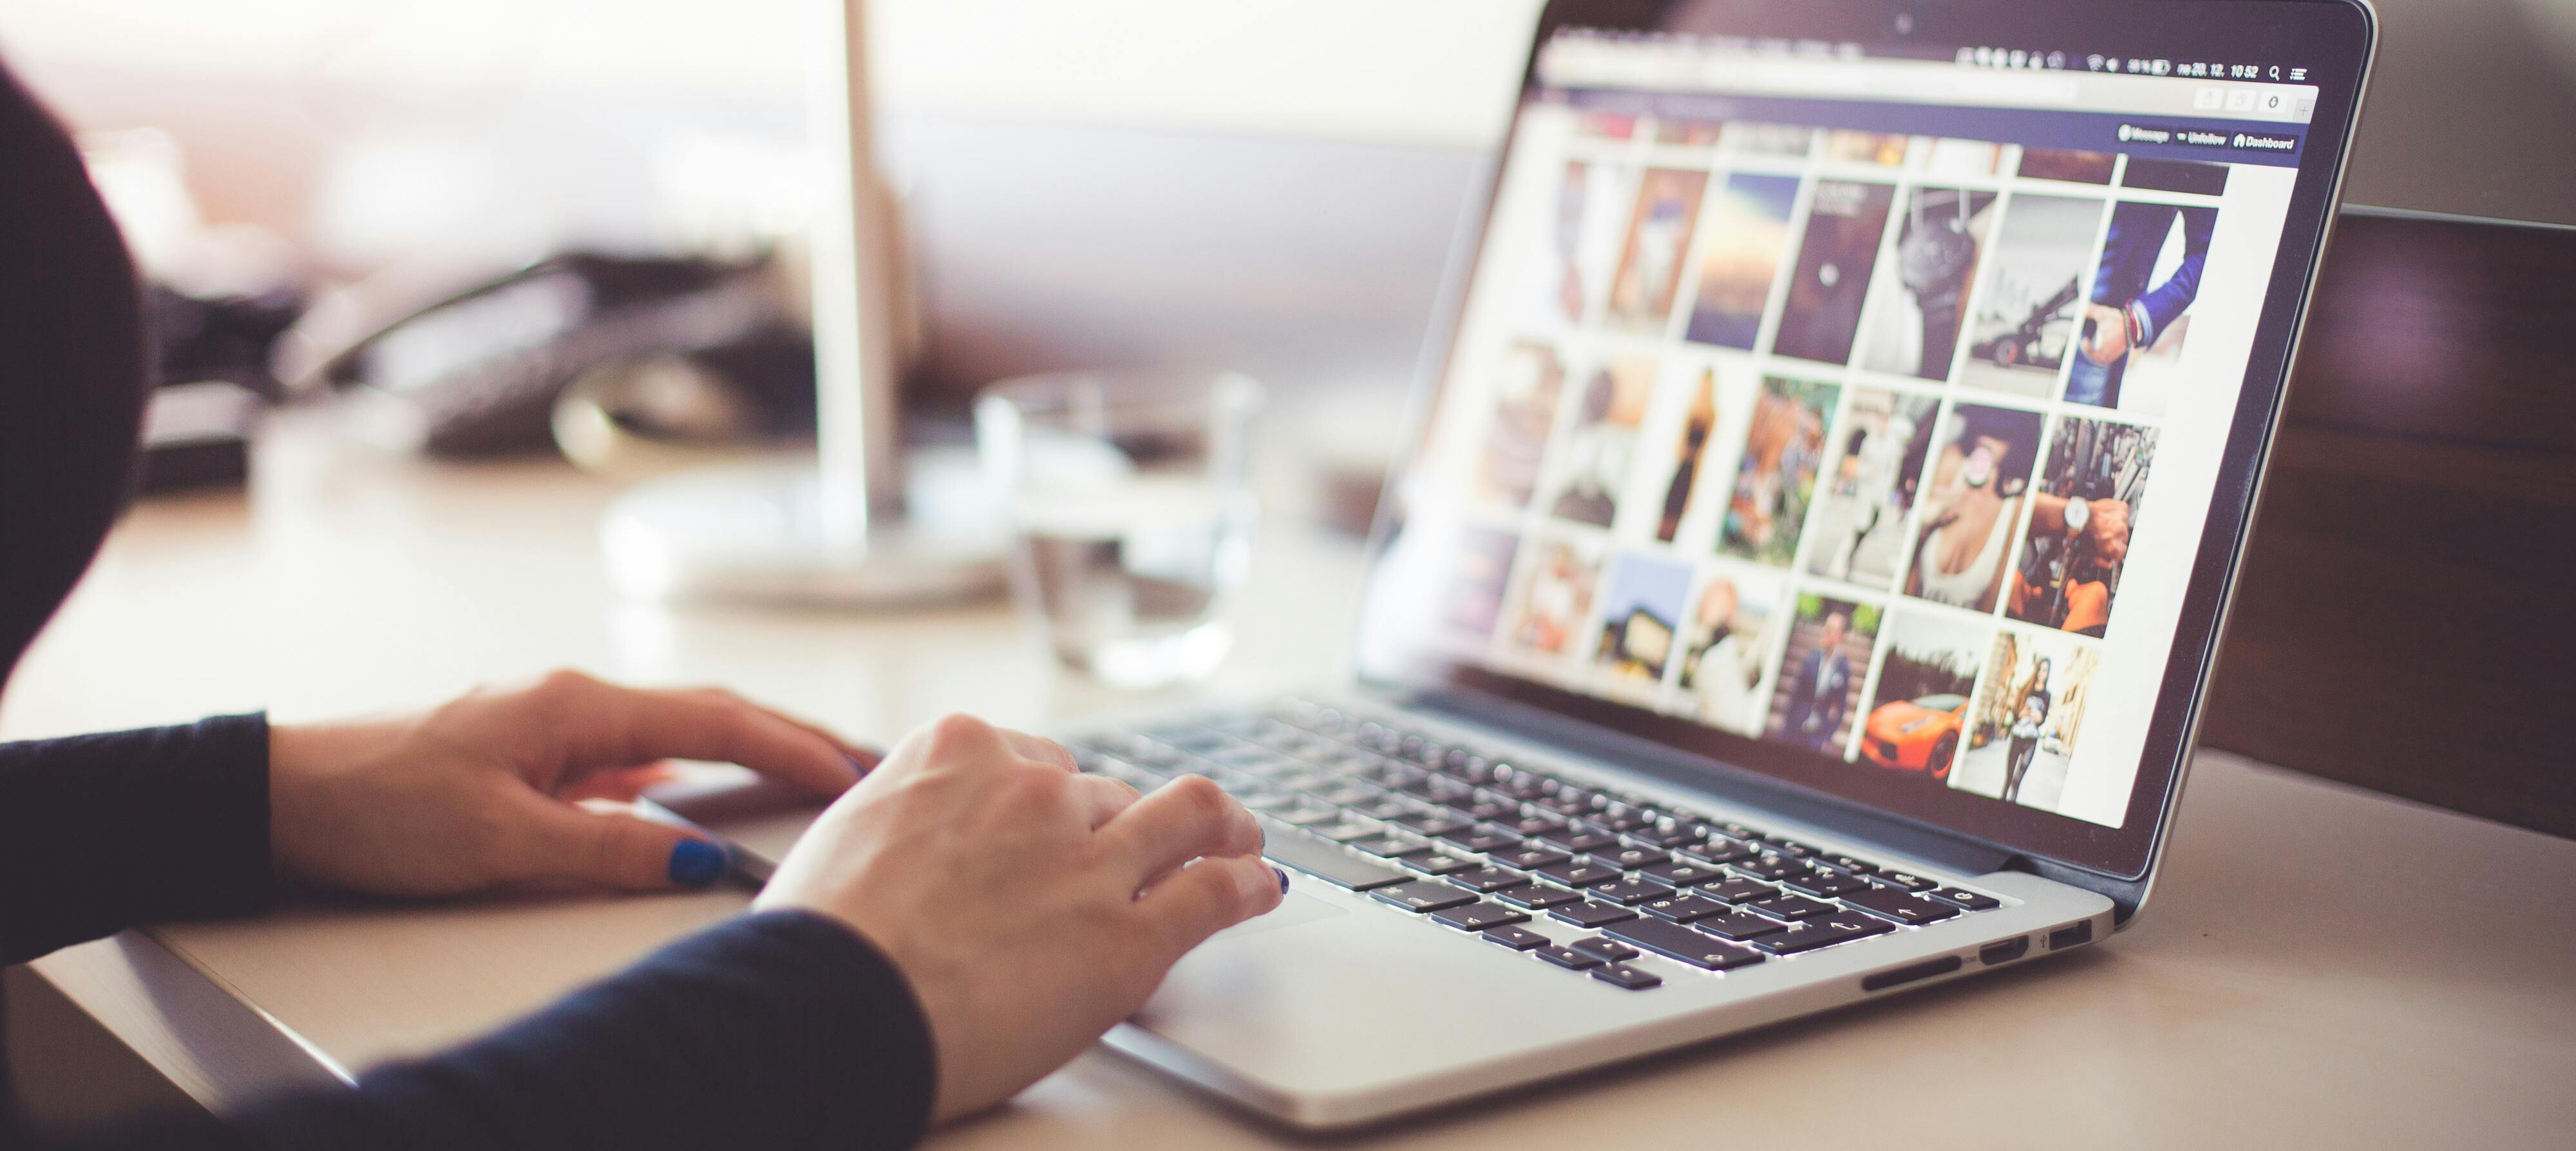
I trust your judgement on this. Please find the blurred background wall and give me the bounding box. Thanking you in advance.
[3,0,2570,408]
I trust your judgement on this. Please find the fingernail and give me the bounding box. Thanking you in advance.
[668,839,729,887]
[1274,866,1291,895]
[843,752,873,776]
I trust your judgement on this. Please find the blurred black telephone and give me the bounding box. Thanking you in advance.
[302,252,816,458]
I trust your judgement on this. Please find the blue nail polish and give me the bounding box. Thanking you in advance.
[668,839,729,887]
[1274,866,1291,895]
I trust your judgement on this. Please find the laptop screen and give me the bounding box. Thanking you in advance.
[1356,1,2370,879]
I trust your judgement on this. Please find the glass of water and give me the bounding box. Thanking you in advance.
[975,370,1263,689]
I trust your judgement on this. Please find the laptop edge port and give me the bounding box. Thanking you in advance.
[2047,920,2096,951]
[1979,937,2032,966]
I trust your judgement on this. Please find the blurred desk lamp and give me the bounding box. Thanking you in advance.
[600,0,1006,605]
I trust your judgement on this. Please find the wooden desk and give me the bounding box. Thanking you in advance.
[7,418,2574,1148]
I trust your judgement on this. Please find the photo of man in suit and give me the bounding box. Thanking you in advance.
[1767,596,1879,756]
[2067,201,2217,410]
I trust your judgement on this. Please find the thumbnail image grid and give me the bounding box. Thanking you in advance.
[1949,626,2101,814]
[1461,110,2222,800]
[1592,553,1695,696]
[1539,354,1657,529]
[1765,595,1881,756]
[1858,187,1999,382]
[1856,608,1993,782]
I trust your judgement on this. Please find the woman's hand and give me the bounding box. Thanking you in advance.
[754,712,1282,1123]
[269,670,863,896]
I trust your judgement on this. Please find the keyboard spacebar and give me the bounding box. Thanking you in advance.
[1260,821,1414,891]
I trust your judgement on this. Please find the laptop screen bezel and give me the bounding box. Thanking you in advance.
[1350,0,2376,882]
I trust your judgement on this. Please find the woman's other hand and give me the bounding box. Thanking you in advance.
[269,670,864,895]
[754,712,1283,1123]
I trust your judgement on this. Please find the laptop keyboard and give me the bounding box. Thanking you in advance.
[1068,700,2002,992]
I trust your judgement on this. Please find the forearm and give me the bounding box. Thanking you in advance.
[2028,492,2070,535]
[39,911,936,1151]
[0,716,276,963]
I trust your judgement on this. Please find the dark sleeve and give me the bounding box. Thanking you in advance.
[2134,206,2217,342]
[43,910,938,1151]
[0,716,276,964]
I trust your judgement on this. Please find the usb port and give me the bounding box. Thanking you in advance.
[2048,921,2095,951]
[1979,937,2031,966]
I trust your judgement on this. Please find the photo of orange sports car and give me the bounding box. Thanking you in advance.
[1861,693,1967,779]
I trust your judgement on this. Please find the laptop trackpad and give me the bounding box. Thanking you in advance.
[1209,891,1347,942]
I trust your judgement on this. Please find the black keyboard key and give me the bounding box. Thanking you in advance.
[1596,846,1670,871]
[1447,866,1533,893]
[1549,900,1640,929]
[1747,911,1898,955]
[1347,834,1435,859]
[1822,853,1881,874]
[1642,860,1727,888]
[1540,828,1620,853]
[1702,877,1777,905]
[1496,884,1587,911]
[1535,944,1600,969]
[1495,845,1571,871]
[1490,772,1551,800]
[1352,797,1419,823]
[1483,925,1549,951]
[1431,902,1531,931]
[1872,869,1940,892]
[1780,870,1874,899]
[1569,936,1640,962]
[1924,886,2002,911]
[1764,837,1820,857]
[1443,754,1496,784]
[1506,814,1566,838]
[1732,854,1810,881]
[1843,887,1963,927]
[1372,880,1480,913]
[1535,861,1622,888]
[1641,895,1731,923]
[1440,828,1522,854]
[1271,801,1341,826]
[1589,877,1671,906]
[1688,838,1759,866]
[1591,963,1663,990]
[1629,826,1700,849]
[1537,793,1596,817]
[1695,911,1789,941]
[1307,783,1378,808]
[1397,812,1475,839]
[1604,918,1766,971]
[1450,797,1520,823]
[1747,894,1839,921]
[1416,852,1484,877]
[1260,823,1416,891]
[1150,726,1229,751]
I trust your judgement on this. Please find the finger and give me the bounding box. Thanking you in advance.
[1131,854,1284,958]
[502,792,732,891]
[1068,772,1142,829]
[1096,774,1262,885]
[997,728,1077,772]
[738,701,884,771]
[527,672,862,796]
[560,762,676,803]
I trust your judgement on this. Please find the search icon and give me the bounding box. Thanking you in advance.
[2269,65,2281,80]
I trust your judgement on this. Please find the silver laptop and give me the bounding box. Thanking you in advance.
[730,0,2377,1129]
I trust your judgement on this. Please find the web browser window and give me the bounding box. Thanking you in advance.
[1364,30,2330,831]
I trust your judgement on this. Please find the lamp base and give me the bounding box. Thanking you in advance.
[600,447,1008,607]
